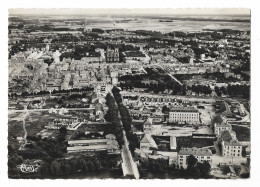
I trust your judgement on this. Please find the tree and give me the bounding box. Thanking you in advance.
[78,158,89,171]
[94,159,102,170]
[70,159,79,172]
[128,133,139,153]
[59,126,67,135]
[221,165,230,175]
[220,86,227,95]
[17,23,24,29]
[162,106,169,114]
[58,126,67,142]
[60,161,71,175]
[50,160,61,175]
[215,86,222,96]
[39,161,50,176]
[188,165,201,178]
[197,161,211,177]
[187,155,198,169]
[87,161,96,172]
[8,155,23,168]
[213,115,223,124]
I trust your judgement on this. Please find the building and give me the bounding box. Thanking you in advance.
[177,147,213,169]
[140,134,158,150]
[143,118,153,133]
[137,134,178,166]
[220,130,242,157]
[168,107,200,124]
[67,134,120,154]
[140,95,182,106]
[94,103,105,121]
[106,47,119,63]
[214,122,232,136]
[170,136,177,151]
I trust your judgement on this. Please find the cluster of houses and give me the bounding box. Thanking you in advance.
[136,123,213,168]
[134,108,247,169]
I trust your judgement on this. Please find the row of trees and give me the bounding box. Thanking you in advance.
[119,80,185,95]
[112,87,139,154]
[141,157,169,173]
[215,84,250,99]
[187,85,212,95]
[104,93,125,148]
[226,84,250,99]
[8,154,102,178]
[49,156,101,176]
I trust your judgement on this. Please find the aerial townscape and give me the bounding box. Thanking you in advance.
[8,9,250,179]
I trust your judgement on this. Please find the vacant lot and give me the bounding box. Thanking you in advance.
[198,105,216,125]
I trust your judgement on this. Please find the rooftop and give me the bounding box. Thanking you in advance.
[143,118,153,126]
[67,144,108,151]
[68,139,107,145]
[215,122,232,128]
[140,134,158,149]
[178,147,212,156]
[220,130,233,142]
[223,139,242,146]
[170,106,199,113]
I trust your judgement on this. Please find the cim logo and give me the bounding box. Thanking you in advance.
[16,164,39,173]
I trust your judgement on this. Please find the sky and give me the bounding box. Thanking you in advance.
[9,8,250,16]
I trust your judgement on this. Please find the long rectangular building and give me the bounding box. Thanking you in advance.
[67,135,120,154]
[168,107,200,124]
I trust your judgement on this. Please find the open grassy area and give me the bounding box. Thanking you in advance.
[8,119,24,138]
[25,111,57,136]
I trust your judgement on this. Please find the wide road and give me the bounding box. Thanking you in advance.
[121,144,134,176]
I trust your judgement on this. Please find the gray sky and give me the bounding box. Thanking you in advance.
[9,8,250,16]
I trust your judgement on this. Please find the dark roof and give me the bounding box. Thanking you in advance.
[220,130,233,142]
[143,118,153,126]
[95,103,104,112]
[170,107,198,113]
[179,147,212,156]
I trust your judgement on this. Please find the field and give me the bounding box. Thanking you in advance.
[25,111,52,136]
[8,112,25,138]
